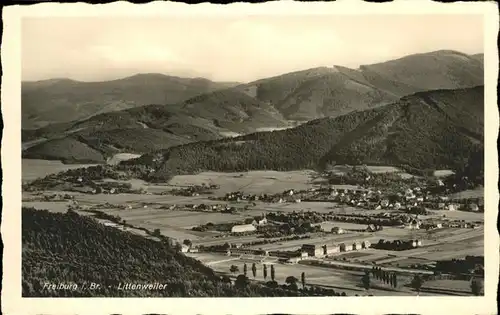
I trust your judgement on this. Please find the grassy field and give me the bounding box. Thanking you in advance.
[189,252,366,291]
[319,221,371,231]
[22,159,97,182]
[186,252,446,296]
[327,165,414,179]
[434,170,455,177]
[168,170,318,195]
[423,209,484,223]
[448,187,484,199]
[422,279,472,293]
[251,201,335,214]
[22,201,70,213]
[106,153,141,165]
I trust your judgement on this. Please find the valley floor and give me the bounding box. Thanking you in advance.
[21,159,485,297]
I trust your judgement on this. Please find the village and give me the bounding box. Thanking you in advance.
[22,165,485,295]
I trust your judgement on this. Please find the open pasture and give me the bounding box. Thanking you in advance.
[422,280,472,293]
[365,166,402,174]
[168,170,318,195]
[418,246,483,261]
[319,221,371,231]
[326,164,415,180]
[144,211,247,228]
[72,192,223,207]
[22,159,97,182]
[106,153,141,165]
[198,252,365,286]
[433,170,455,177]
[252,201,335,214]
[192,235,265,247]
[337,252,390,263]
[333,251,374,259]
[436,227,483,243]
[391,257,433,267]
[447,187,484,199]
[141,221,211,240]
[22,201,70,213]
[102,209,247,228]
[370,226,427,239]
[423,210,483,223]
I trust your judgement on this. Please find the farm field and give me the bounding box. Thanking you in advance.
[113,210,247,228]
[204,253,447,296]
[106,153,141,165]
[422,209,484,223]
[168,170,318,195]
[187,252,394,295]
[22,201,71,213]
[448,187,484,199]
[252,201,336,214]
[434,170,455,177]
[22,159,97,182]
[319,221,373,231]
[422,279,472,293]
[327,165,415,179]
[51,192,227,207]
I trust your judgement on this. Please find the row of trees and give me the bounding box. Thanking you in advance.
[228,264,348,296]
[362,270,419,293]
[371,267,398,288]
[231,263,308,290]
[230,264,285,285]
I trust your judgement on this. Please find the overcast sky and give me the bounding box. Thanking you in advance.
[22,15,484,83]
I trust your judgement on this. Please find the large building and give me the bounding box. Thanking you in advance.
[301,244,324,257]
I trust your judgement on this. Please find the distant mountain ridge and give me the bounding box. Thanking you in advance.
[22,50,484,165]
[22,73,242,129]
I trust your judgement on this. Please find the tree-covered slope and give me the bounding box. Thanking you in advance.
[22,74,241,129]
[22,208,315,297]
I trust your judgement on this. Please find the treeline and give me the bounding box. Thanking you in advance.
[21,207,330,297]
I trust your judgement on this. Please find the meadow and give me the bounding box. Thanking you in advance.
[22,159,97,182]
[168,170,318,195]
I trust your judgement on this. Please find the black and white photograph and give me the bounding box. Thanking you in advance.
[2,1,499,314]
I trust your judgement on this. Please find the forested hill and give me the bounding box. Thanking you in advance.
[22,74,240,129]
[23,207,321,297]
[127,86,483,181]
